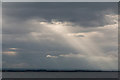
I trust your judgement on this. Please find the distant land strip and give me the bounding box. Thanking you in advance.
[2,69,119,72]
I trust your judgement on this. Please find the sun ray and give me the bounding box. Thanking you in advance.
[40,21,103,56]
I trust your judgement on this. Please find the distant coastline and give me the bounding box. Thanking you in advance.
[2,69,118,72]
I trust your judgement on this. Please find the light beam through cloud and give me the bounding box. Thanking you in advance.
[40,20,103,56]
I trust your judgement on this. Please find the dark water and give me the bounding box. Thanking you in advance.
[2,72,118,78]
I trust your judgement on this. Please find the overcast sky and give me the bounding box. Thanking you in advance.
[2,0,119,2]
[2,2,118,71]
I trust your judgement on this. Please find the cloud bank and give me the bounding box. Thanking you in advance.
[2,2,118,71]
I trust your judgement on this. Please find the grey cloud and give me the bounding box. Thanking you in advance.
[2,2,118,70]
[3,2,117,27]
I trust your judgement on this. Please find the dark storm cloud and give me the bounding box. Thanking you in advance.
[3,2,117,27]
[2,2,118,70]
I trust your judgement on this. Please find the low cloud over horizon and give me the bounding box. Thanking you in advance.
[2,2,118,71]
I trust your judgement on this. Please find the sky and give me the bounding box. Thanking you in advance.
[2,2,118,71]
[2,0,119,2]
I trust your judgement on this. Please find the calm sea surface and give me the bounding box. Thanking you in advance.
[2,72,118,78]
